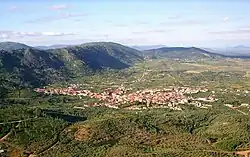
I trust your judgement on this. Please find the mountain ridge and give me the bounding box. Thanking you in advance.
[0,41,143,87]
[0,41,31,51]
[1,41,249,87]
[143,46,227,59]
[35,44,71,50]
[131,45,166,50]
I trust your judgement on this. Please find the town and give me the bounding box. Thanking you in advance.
[34,84,218,110]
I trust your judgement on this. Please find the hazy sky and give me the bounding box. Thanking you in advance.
[0,0,250,47]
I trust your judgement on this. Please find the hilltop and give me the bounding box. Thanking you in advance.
[0,41,31,51]
[0,42,143,87]
[0,48,66,86]
[143,47,225,59]
[78,42,143,65]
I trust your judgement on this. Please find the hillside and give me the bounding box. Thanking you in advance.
[0,42,143,87]
[79,42,143,65]
[0,48,66,86]
[144,47,225,59]
[0,42,31,51]
[49,42,143,70]
[1,56,249,157]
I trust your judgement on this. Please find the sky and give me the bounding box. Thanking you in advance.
[0,0,250,47]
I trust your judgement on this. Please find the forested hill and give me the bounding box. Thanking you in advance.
[0,42,143,88]
[0,41,31,51]
[143,47,226,59]
[49,42,143,70]
[1,41,249,89]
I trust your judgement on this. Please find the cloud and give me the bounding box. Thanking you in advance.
[113,21,149,28]
[0,30,76,39]
[179,20,203,25]
[134,21,150,25]
[41,32,76,36]
[50,4,70,10]
[114,24,128,28]
[160,19,204,26]
[25,13,87,23]
[132,29,173,35]
[222,17,229,21]
[209,28,250,34]
[8,6,18,11]
[168,15,183,20]
[239,25,250,30]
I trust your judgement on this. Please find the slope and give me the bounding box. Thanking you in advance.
[0,42,144,88]
[79,42,143,65]
[50,42,143,70]
[0,42,31,51]
[0,48,65,86]
[144,47,225,59]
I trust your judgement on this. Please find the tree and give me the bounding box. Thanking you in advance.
[0,68,12,99]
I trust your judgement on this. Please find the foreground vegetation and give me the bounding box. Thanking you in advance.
[0,57,249,157]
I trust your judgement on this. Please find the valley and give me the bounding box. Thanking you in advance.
[1,0,250,156]
[0,42,249,157]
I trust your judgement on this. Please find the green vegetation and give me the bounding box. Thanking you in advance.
[0,42,250,157]
[0,42,143,88]
[0,42,30,51]
[143,47,224,59]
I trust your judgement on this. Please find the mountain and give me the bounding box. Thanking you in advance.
[49,42,143,70]
[205,46,250,56]
[131,45,166,51]
[144,47,225,59]
[228,45,250,56]
[201,47,215,52]
[79,42,143,65]
[35,44,70,50]
[0,48,66,86]
[233,45,250,49]
[0,42,31,51]
[0,42,143,87]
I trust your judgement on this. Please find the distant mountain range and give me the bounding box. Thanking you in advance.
[143,47,226,59]
[132,44,250,56]
[233,45,250,49]
[144,46,250,59]
[131,45,166,51]
[209,45,250,56]
[35,44,71,50]
[0,41,249,87]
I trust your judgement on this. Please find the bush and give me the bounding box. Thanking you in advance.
[215,139,242,151]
